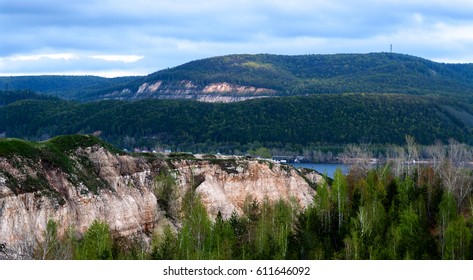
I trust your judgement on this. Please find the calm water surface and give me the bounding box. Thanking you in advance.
[289,163,349,178]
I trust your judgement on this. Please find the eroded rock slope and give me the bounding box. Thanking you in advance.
[0,135,322,259]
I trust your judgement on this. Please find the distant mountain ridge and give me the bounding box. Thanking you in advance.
[2,53,473,102]
[0,75,137,99]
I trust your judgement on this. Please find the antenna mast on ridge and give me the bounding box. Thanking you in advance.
[390,44,393,53]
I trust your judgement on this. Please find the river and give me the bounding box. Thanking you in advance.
[289,163,349,179]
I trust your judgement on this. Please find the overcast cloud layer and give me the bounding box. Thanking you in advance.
[1,0,473,77]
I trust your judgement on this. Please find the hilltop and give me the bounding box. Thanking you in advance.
[2,53,473,101]
[2,53,473,151]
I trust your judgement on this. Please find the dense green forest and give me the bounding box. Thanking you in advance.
[0,89,58,106]
[34,143,473,260]
[4,52,473,260]
[3,53,473,101]
[1,90,472,153]
[0,75,136,99]
[1,133,472,260]
[133,53,473,97]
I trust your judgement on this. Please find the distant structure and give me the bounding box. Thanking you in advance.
[390,44,393,53]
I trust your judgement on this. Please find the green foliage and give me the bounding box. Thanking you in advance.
[396,206,421,259]
[332,168,349,233]
[177,190,213,259]
[0,135,111,196]
[34,220,60,260]
[46,134,108,152]
[0,138,40,158]
[438,191,459,258]
[150,225,178,260]
[153,169,178,217]
[1,94,471,153]
[0,76,136,99]
[167,152,195,159]
[29,163,473,260]
[153,53,473,97]
[249,147,272,159]
[444,216,472,260]
[111,235,147,260]
[4,53,473,101]
[74,220,113,260]
[209,212,237,260]
[86,53,473,100]
[0,90,57,106]
[33,222,78,260]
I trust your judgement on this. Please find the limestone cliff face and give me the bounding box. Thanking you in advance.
[103,81,277,103]
[0,140,322,259]
[171,160,318,219]
[0,146,159,259]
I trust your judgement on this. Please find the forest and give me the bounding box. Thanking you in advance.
[3,53,473,101]
[3,52,473,261]
[32,138,473,260]
[133,53,473,98]
[1,90,473,155]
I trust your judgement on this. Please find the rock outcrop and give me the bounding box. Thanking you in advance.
[103,81,277,103]
[0,136,322,259]
[172,159,318,219]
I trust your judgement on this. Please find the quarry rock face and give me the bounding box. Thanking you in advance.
[0,144,322,259]
[171,160,318,219]
[105,81,276,103]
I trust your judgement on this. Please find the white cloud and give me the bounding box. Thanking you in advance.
[2,0,473,76]
[0,53,150,77]
[10,53,79,61]
[89,55,144,63]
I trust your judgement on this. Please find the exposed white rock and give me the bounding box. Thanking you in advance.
[0,146,322,259]
[202,82,277,95]
[137,81,163,94]
[170,160,320,220]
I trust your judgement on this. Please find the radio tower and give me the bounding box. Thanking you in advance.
[390,44,393,53]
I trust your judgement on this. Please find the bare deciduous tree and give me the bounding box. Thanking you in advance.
[426,140,446,174]
[405,135,419,177]
[342,143,373,179]
[386,145,406,177]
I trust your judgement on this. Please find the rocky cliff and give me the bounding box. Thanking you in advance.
[0,135,322,259]
[103,81,276,103]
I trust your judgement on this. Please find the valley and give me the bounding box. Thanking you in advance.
[2,52,473,260]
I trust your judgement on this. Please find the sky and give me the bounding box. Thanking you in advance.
[1,0,473,77]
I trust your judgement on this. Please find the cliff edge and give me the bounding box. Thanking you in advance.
[0,135,322,259]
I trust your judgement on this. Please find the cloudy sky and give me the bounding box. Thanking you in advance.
[1,0,473,77]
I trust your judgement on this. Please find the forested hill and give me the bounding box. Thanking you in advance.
[2,53,473,101]
[130,53,473,97]
[1,91,472,151]
[0,75,137,99]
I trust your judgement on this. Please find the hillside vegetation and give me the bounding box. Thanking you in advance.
[135,53,473,96]
[0,75,137,99]
[0,89,58,106]
[1,91,472,151]
[2,53,473,101]
[24,140,473,260]
[2,53,473,151]
[1,135,471,260]
[0,134,117,198]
